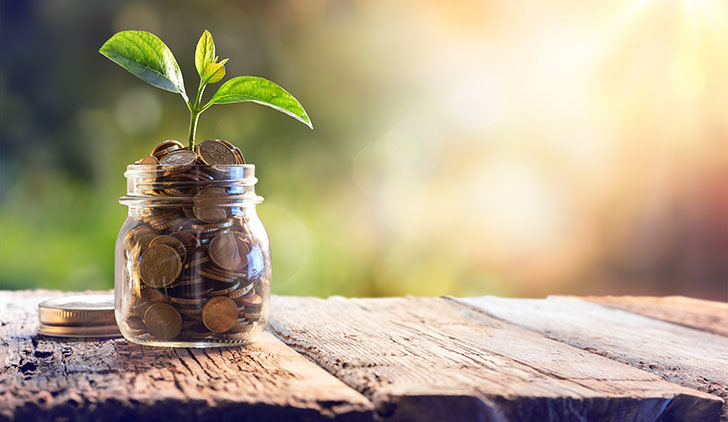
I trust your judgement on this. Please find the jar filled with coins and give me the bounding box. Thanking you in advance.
[115,139,270,347]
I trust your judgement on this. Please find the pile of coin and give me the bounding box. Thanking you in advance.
[121,139,267,343]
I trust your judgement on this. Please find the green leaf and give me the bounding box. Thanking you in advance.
[195,30,215,77]
[99,30,188,102]
[209,76,312,129]
[202,59,228,84]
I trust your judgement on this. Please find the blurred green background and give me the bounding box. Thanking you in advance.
[1,0,726,299]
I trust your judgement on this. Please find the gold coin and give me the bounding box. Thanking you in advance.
[195,139,237,165]
[160,149,196,174]
[243,312,262,322]
[209,231,250,271]
[217,139,236,150]
[123,226,156,257]
[181,319,201,329]
[144,303,182,340]
[177,307,203,316]
[148,215,186,231]
[202,296,238,333]
[207,280,241,296]
[136,233,157,251]
[229,282,255,300]
[151,140,185,159]
[193,187,229,223]
[183,253,209,269]
[168,276,207,289]
[168,295,207,306]
[125,316,146,331]
[214,140,245,164]
[229,318,254,333]
[137,287,167,306]
[238,293,263,313]
[136,155,159,165]
[169,283,215,298]
[149,235,187,264]
[199,267,243,283]
[232,148,245,164]
[190,220,233,233]
[139,244,182,288]
[224,330,253,340]
[170,230,200,257]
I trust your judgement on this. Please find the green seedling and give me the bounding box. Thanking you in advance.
[99,30,312,150]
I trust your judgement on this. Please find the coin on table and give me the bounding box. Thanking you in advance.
[151,140,185,159]
[160,149,196,174]
[209,231,250,271]
[144,303,182,340]
[193,187,229,223]
[195,139,237,165]
[136,155,159,165]
[139,244,182,288]
[202,296,238,333]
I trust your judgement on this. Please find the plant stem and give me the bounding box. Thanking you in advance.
[187,80,207,150]
[188,109,200,150]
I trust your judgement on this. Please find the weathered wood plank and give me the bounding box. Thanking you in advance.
[269,296,722,422]
[455,296,728,420]
[581,296,728,337]
[0,290,374,422]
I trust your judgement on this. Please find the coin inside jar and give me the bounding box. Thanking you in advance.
[193,186,229,223]
[122,137,270,345]
[139,244,182,288]
[170,231,200,262]
[202,296,238,333]
[144,303,182,340]
[149,235,187,263]
[209,231,250,271]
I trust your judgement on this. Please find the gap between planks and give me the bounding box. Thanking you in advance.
[579,295,728,338]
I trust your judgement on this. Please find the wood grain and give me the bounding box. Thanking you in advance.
[455,296,728,420]
[269,296,722,422]
[0,290,373,422]
[581,296,728,337]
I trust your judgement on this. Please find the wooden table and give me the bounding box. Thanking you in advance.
[1,291,726,421]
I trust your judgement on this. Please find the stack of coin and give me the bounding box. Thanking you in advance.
[121,139,268,343]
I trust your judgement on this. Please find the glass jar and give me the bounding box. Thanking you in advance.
[115,164,270,347]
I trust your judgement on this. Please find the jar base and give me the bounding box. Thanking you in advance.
[121,332,262,348]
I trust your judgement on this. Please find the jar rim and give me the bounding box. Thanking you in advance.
[120,163,263,207]
[124,162,255,173]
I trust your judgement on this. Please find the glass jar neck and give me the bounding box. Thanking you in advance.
[119,164,263,209]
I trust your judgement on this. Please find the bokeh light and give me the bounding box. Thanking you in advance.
[1,0,726,299]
